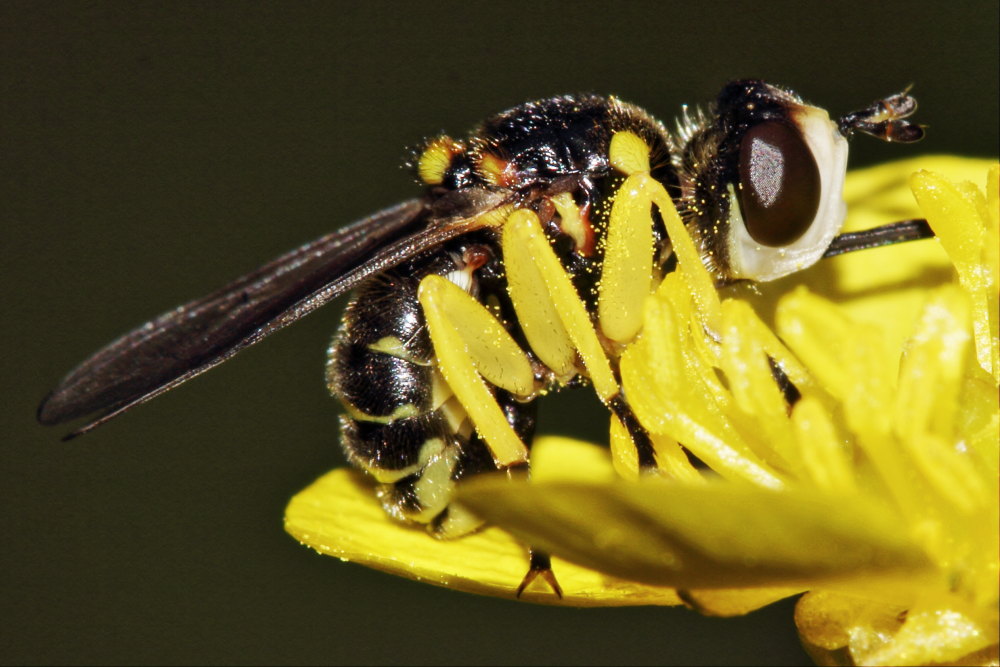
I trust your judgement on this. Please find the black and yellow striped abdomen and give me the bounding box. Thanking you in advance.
[327,238,535,537]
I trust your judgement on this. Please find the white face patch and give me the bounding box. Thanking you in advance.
[726,106,849,282]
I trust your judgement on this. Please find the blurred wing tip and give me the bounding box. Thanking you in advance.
[36,391,64,426]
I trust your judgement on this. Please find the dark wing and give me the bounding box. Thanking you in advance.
[38,193,505,437]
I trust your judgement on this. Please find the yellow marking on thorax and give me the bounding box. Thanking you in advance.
[478,153,516,187]
[418,136,462,186]
[550,192,591,255]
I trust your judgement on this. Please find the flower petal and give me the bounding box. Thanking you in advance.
[284,437,683,606]
[458,477,933,590]
[795,590,907,664]
[680,586,804,617]
[910,165,1000,380]
[795,590,999,666]
[866,605,999,666]
[749,157,996,356]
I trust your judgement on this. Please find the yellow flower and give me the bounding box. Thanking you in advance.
[285,157,999,663]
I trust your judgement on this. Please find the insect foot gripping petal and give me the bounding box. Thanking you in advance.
[516,548,564,599]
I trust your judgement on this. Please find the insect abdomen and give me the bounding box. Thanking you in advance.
[327,246,522,537]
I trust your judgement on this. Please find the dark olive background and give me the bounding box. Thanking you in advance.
[3,2,997,665]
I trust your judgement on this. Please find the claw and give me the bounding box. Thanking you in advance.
[516,548,563,599]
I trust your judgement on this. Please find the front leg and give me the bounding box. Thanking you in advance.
[418,272,562,595]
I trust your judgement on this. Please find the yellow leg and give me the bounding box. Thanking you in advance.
[503,209,620,403]
[417,274,533,467]
[501,206,658,469]
[419,204,630,469]
[599,131,722,341]
[419,133,705,472]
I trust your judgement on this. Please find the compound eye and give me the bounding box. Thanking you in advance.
[737,121,821,246]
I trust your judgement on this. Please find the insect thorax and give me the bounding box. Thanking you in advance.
[425,94,680,305]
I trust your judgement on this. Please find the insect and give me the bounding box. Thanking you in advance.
[39,80,929,594]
